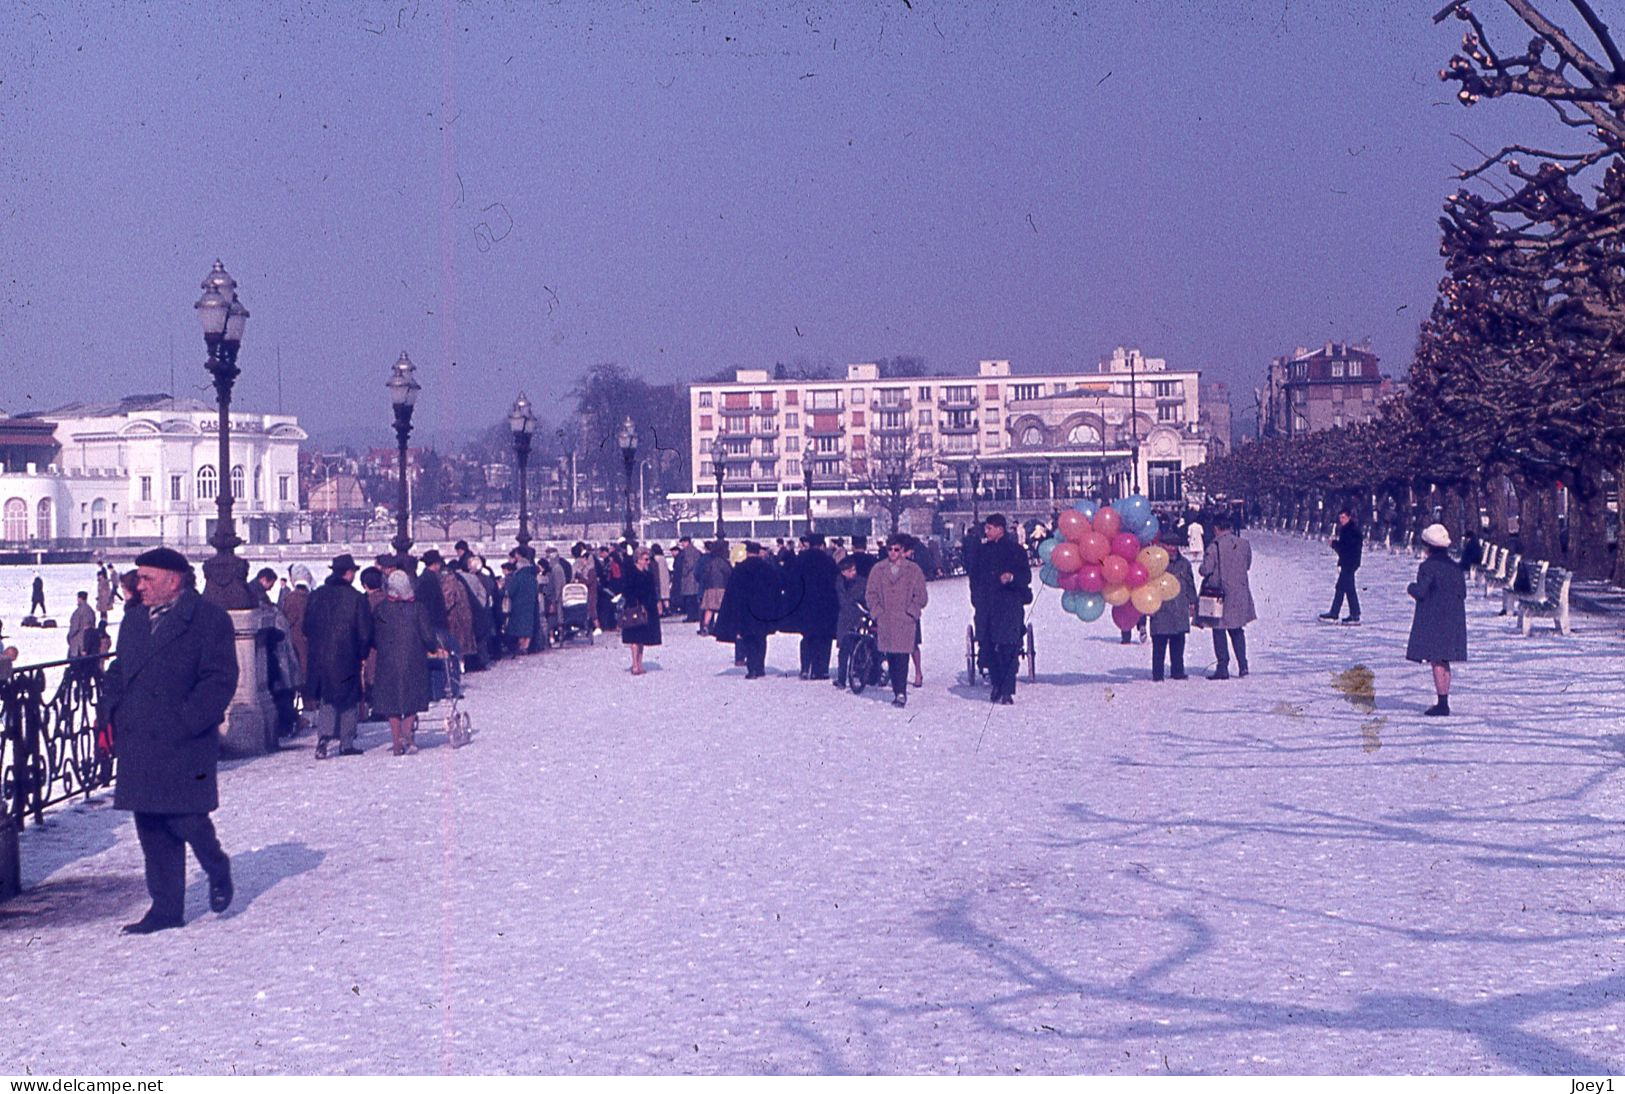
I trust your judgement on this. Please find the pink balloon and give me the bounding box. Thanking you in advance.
[1111,601,1142,630]
[1076,563,1105,593]
[1100,554,1128,585]
[1124,561,1149,588]
[1051,541,1083,573]
[1058,568,1086,591]
[1111,532,1142,561]
[1094,506,1122,538]
[1057,509,1092,542]
[1078,531,1110,564]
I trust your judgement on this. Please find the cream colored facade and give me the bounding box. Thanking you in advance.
[680,349,1218,529]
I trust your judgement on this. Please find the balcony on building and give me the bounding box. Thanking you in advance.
[806,421,845,438]
[940,416,979,434]
[938,391,979,409]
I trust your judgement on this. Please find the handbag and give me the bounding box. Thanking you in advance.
[1195,547,1225,627]
[622,600,650,629]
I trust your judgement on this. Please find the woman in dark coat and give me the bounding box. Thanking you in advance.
[1406,523,1468,716]
[621,546,662,675]
[372,570,440,754]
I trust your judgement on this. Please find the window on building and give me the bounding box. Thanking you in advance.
[917,409,932,426]
[785,412,799,429]
[1154,381,1180,398]
[809,390,841,411]
[984,384,1000,400]
[786,459,800,476]
[197,465,217,500]
[3,498,26,541]
[759,392,775,410]
[1148,461,1183,502]
[1157,404,1181,423]
[852,435,866,452]
[851,388,866,405]
[1021,425,1044,446]
[231,465,246,502]
[1011,383,1041,401]
[918,433,933,451]
[254,467,263,500]
[815,436,841,454]
[140,476,153,502]
[761,439,775,455]
[279,475,290,502]
[171,474,183,501]
[944,385,974,405]
[918,386,931,400]
[785,390,798,406]
[1067,423,1100,446]
[700,414,713,431]
[698,392,713,408]
[36,498,51,539]
[1348,361,1361,377]
[852,410,866,427]
[1332,362,1345,378]
[91,498,108,538]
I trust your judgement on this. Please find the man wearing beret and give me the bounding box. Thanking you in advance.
[99,547,239,934]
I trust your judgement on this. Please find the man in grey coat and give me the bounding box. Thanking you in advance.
[99,547,239,934]
[1198,515,1256,679]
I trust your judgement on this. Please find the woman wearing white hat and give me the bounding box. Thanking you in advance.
[1405,523,1468,716]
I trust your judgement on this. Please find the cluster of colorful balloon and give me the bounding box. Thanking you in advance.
[1036,494,1173,629]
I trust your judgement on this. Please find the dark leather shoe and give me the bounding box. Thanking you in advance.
[209,868,233,914]
[122,913,184,935]
[1206,669,1230,680]
[337,746,364,756]
[998,694,1014,705]
[1238,666,1250,678]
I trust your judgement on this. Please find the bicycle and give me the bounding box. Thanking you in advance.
[844,607,886,695]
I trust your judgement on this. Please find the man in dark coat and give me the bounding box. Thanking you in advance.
[302,554,373,759]
[846,535,877,581]
[783,533,840,680]
[712,541,787,679]
[99,547,238,934]
[1320,508,1363,624]
[417,549,462,698]
[968,513,1032,704]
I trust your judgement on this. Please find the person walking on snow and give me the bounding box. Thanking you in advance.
[1406,523,1468,717]
[1198,514,1255,679]
[1320,507,1363,625]
[865,534,929,708]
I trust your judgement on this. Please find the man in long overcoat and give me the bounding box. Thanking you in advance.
[677,536,704,622]
[303,554,374,758]
[968,514,1031,704]
[1198,515,1256,679]
[783,533,840,680]
[712,541,786,679]
[100,547,238,934]
[865,535,929,707]
[1320,508,1363,624]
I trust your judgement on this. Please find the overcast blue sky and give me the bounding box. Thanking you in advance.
[0,1,1570,444]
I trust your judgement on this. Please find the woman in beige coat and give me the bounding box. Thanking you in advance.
[864,535,929,708]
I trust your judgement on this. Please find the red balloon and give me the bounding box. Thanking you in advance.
[1094,506,1122,538]
[1111,601,1142,630]
[1078,531,1110,564]
[1076,563,1105,593]
[1100,554,1128,585]
[1058,568,1086,591]
[1124,561,1149,588]
[1057,509,1092,542]
[1111,532,1142,561]
[1051,541,1083,573]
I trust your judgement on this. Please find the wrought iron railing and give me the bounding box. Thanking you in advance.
[1,654,113,828]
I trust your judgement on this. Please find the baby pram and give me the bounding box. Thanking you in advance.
[558,581,593,644]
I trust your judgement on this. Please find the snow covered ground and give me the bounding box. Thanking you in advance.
[2,531,1622,1075]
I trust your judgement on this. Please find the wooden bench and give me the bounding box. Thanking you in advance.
[1484,550,1518,601]
[1500,558,1545,617]
[1516,564,1572,636]
[1474,543,1502,591]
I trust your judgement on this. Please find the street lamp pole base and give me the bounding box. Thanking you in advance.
[202,549,255,610]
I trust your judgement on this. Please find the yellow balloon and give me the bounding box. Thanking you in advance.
[730,542,747,564]
[1102,582,1132,606]
[1131,584,1164,615]
[1138,545,1170,579]
[1153,572,1182,601]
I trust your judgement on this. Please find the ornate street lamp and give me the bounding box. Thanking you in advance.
[709,435,727,539]
[385,351,420,560]
[618,416,639,543]
[884,454,906,536]
[969,455,983,525]
[1047,457,1060,531]
[508,393,536,548]
[802,441,816,534]
[195,260,253,609]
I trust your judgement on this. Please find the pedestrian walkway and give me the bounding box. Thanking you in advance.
[2,533,1622,1075]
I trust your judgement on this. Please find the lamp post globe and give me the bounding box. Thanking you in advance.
[385,351,420,559]
[195,260,254,609]
[508,393,536,549]
[709,436,728,539]
[617,416,639,544]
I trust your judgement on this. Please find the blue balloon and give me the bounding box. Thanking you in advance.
[1071,498,1100,520]
[1136,514,1161,546]
[1074,591,1106,621]
[1040,563,1062,588]
[1061,590,1084,614]
[1117,494,1151,528]
[1037,536,1060,564]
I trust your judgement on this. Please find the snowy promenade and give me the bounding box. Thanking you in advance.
[3,532,1623,1075]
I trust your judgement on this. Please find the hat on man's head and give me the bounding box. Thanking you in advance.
[806,532,826,547]
[1421,523,1451,549]
[375,553,397,569]
[744,541,765,554]
[330,553,359,574]
[134,546,191,574]
[838,554,858,572]
[421,549,444,567]
[255,567,277,583]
